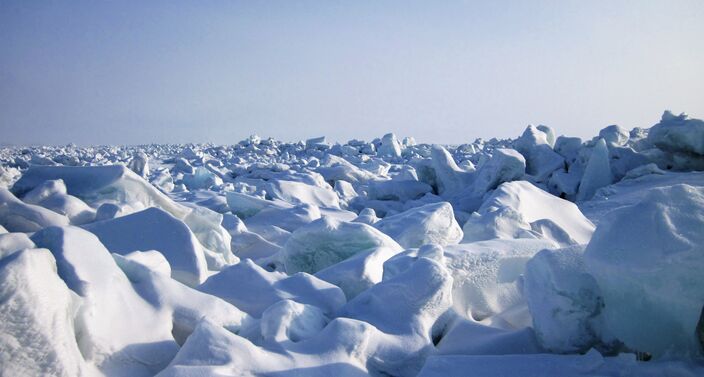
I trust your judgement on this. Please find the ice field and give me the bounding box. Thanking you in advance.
[1,111,704,376]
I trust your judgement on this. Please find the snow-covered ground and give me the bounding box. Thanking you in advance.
[2,110,704,376]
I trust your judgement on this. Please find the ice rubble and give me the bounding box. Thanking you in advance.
[31,226,179,376]
[2,110,704,375]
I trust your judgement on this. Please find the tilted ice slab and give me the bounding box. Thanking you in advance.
[367,179,433,202]
[282,217,402,274]
[373,201,463,248]
[648,110,704,156]
[585,184,704,357]
[524,245,603,353]
[244,203,321,233]
[226,191,292,218]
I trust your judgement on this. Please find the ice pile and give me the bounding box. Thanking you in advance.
[2,111,704,376]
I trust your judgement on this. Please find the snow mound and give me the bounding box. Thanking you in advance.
[341,257,453,337]
[198,259,346,317]
[419,350,647,377]
[0,188,70,232]
[315,246,401,299]
[442,239,557,322]
[339,257,454,375]
[157,317,376,376]
[83,207,210,286]
[21,179,96,224]
[436,316,540,355]
[463,181,595,245]
[113,252,248,345]
[260,299,328,343]
[266,179,341,209]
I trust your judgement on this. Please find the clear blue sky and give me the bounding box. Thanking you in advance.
[1,1,703,145]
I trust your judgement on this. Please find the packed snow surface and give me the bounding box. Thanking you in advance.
[2,110,704,376]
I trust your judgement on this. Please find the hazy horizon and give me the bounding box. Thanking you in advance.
[2,1,703,145]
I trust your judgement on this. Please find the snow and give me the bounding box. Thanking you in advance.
[436,316,541,355]
[599,124,630,146]
[13,165,188,217]
[428,145,473,196]
[418,350,704,377]
[3,110,704,375]
[515,125,565,181]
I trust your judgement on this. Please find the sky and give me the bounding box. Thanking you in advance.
[1,0,703,146]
